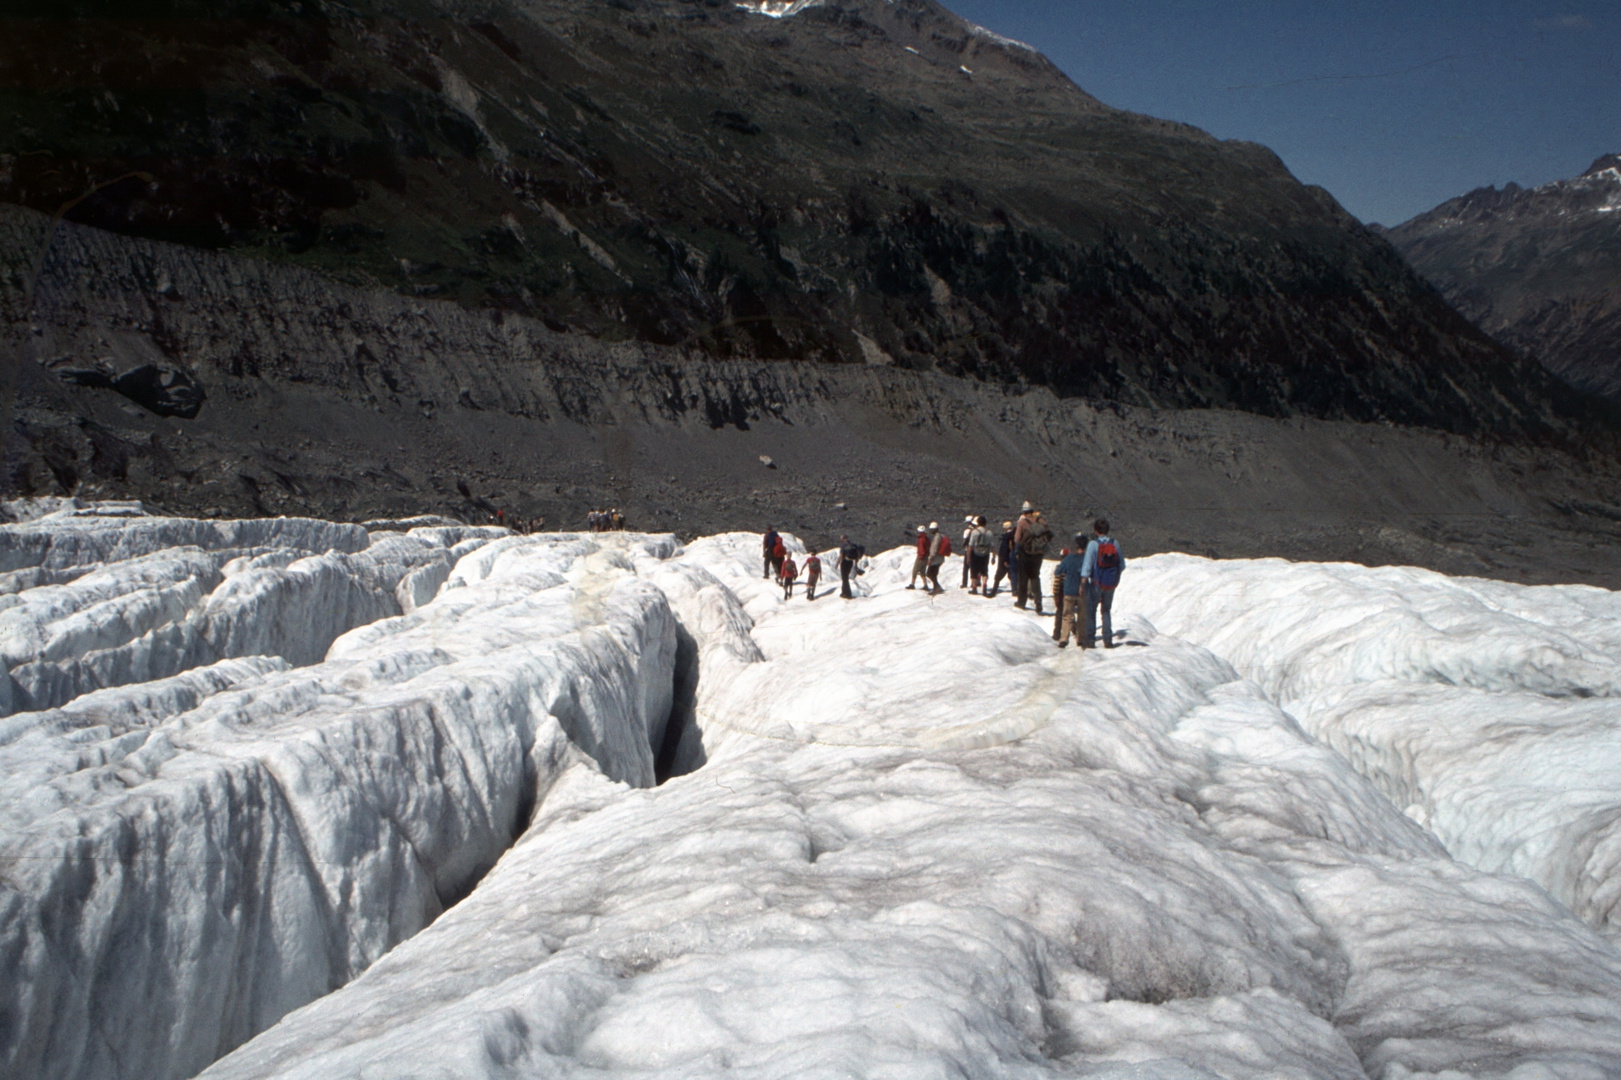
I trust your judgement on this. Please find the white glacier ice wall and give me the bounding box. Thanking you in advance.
[196,537,1621,1080]
[1127,554,1621,939]
[0,505,516,715]
[0,514,682,1080]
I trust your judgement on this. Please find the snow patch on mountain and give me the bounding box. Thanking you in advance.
[968,22,1037,52]
[733,0,830,18]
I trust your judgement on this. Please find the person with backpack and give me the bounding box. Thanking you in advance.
[1013,507,1052,614]
[779,553,799,599]
[925,521,950,594]
[804,551,822,600]
[989,520,1016,598]
[763,526,783,580]
[1080,518,1126,649]
[906,525,929,590]
[838,534,864,598]
[967,515,993,594]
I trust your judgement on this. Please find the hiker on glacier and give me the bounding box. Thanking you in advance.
[1080,518,1126,648]
[837,534,865,598]
[960,517,976,588]
[989,520,1016,598]
[780,552,799,599]
[925,521,950,594]
[906,525,930,590]
[763,526,783,580]
[967,515,993,595]
[1052,537,1089,648]
[804,551,822,600]
[1014,505,1053,614]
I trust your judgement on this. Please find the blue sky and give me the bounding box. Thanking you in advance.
[947,1,1620,225]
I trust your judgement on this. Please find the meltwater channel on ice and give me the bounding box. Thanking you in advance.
[5,500,1621,1080]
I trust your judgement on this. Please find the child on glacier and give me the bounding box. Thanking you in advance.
[804,552,821,600]
[1049,540,1091,647]
[780,554,799,599]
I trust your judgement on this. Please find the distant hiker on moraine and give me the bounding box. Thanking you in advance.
[989,520,1016,598]
[837,534,864,599]
[906,525,930,590]
[763,525,782,580]
[804,551,822,600]
[967,515,993,595]
[1080,519,1126,649]
[779,552,799,599]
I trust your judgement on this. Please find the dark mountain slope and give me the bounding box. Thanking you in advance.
[1383,155,1621,402]
[3,0,1598,437]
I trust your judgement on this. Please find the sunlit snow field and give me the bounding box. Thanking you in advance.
[5,502,1621,1080]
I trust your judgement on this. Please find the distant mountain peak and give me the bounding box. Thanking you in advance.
[1582,153,1621,183]
[1386,154,1621,401]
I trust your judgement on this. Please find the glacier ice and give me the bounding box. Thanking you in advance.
[1128,554,1621,941]
[0,514,678,1080]
[6,516,1621,1080]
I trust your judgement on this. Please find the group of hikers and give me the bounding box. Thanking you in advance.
[761,503,1126,650]
[485,509,547,533]
[585,508,627,532]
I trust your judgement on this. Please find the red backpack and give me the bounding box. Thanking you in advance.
[1096,540,1122,589]
[939,535,952,557]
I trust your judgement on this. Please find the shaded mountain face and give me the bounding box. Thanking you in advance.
[1383,155,1621,402]
[0,0,1599,437]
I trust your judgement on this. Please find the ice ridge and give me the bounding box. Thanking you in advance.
[1129,553,1621,939]
[0,518,681,1080]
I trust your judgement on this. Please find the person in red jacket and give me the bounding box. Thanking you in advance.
[804,552,822,600]
[906,525,929,589]
[779,554,799,599]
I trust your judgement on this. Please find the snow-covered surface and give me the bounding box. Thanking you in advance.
[733,0,830,18]
[968,21,1037,53]
[8,512,1621,1080]
[1,512,679,1080]
[1129,554,1621,940]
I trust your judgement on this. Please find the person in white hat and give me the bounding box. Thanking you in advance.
[925,521,948,594]
[906,524,930,589]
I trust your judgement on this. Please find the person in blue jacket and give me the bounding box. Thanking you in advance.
[1079,519,1126,648]
[1052,538,1089,647]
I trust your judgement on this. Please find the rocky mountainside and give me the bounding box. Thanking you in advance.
[8,205,1621,588]
[2,0,1601,436]
[1382,155,1621,401]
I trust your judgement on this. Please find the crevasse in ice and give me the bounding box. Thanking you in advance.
[4,511,1621,1080]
